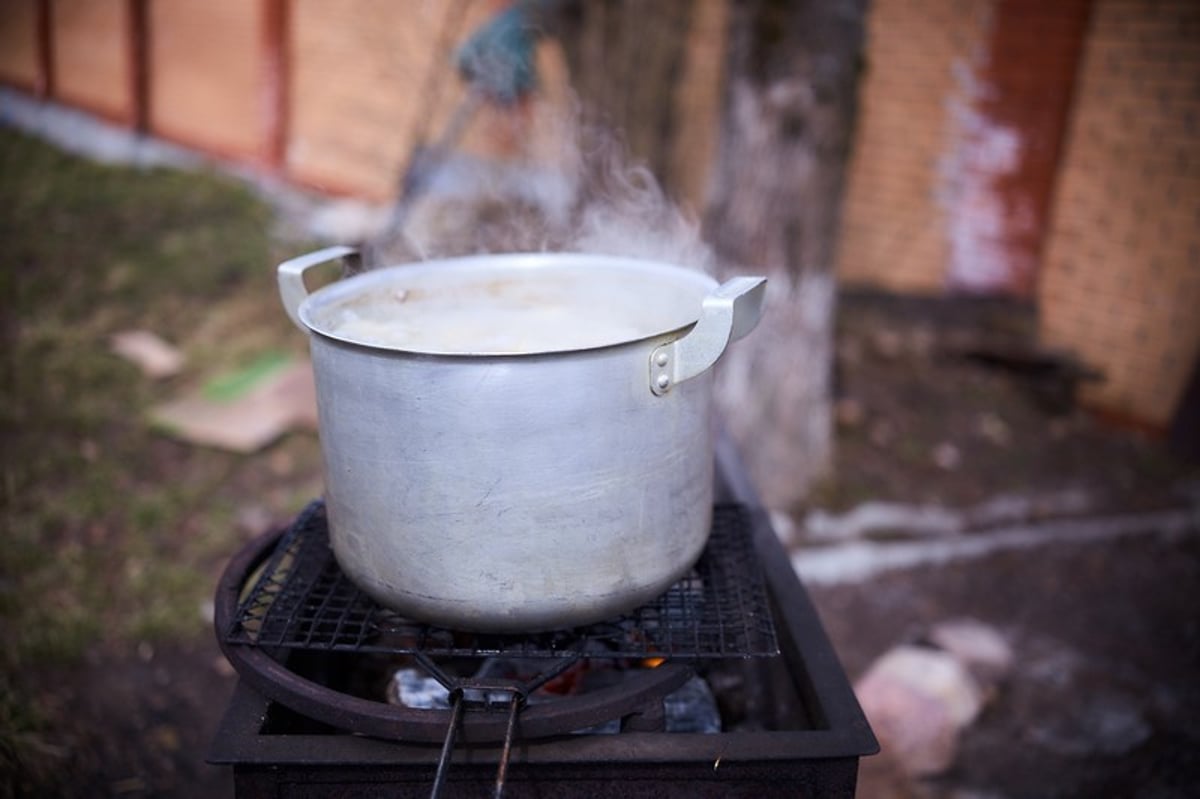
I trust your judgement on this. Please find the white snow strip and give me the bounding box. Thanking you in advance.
[1,87,204,169]
[792,509,1200,586]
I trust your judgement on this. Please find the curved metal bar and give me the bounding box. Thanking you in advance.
[215,529,694,744]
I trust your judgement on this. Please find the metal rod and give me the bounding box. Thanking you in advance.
[493,693,521,799]
[522,655,581,694]
[388,89,483,234]
[429,694,464,799]
[414,651,459,693]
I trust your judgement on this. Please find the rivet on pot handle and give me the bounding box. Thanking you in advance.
[650,276,767,395]
[278,245,362,331]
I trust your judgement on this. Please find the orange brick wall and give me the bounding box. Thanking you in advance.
[955,0,1091,296]
[839,0,1196,427]
[0,0,42,92]
[51,0,134,123]
[286,0,579,201]
[1038,0,1200,428]
[1,0,694,203]
[286,0,476,200]
[147,0,269,162]
[837,0,1089,297]
[836,0,989,295]
[4,0,1194,427]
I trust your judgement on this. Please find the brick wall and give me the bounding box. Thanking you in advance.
[836,0,1088,296]
[285,0,576,202]
[286,1,482,200]
[1038,0,1200,428]
[838,0,1198,428]
[836,0,987,294]
[4,0,1194,427]
[51,0,134,123]
[951,0,1090,295]
[0,0,44,93]
[147,0,272,163]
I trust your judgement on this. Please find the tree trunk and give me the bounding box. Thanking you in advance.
[705,0,867,510]
[548,0,698,200]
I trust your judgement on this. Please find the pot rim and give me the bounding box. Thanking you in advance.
[298,251,719,358]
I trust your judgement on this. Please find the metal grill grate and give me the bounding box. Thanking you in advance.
[224,501,778,659]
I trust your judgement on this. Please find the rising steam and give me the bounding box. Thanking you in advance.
[365,109,715,274]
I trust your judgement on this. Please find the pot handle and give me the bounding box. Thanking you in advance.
[650,276,767,396]
[278,245,362,331]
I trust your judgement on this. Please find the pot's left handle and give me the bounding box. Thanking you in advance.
[278,245,361,331]
[650,276,767,396]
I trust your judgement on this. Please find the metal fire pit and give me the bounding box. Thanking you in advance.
[208,435,878,797]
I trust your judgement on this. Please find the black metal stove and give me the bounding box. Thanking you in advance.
[209,436,877,797]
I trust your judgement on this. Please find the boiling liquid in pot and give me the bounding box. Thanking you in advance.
[322,269,687,355]
[330,296,645,354]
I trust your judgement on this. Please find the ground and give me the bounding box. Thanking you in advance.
[816,519,1200,798]
[0,129,322,798]
[2,128,1198,798]
[806,293,1200,797]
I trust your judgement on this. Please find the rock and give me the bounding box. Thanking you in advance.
[976,412,1011,447]
[855,645,984,776]
[927,619,1014,687]
[933,442,962,470]
[663,676,721,734]
[389,668,451,710]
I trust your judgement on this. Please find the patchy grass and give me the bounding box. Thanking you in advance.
[0,129,321,680]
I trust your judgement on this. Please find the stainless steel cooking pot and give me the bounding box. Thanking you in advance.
[279,246,766,632]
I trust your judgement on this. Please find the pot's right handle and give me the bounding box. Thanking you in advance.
[650,276,767,396]
[278,245,361,331]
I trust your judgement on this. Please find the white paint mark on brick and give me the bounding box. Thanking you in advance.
[936,4,1033,294]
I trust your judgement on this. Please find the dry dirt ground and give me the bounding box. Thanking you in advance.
[816,529,1200,799]
[806,292,1200,798]
[7,289,1197,799]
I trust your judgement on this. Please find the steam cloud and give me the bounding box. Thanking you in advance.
[365,110,715,274]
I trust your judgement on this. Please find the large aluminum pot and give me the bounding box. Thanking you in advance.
[279,246,766,632]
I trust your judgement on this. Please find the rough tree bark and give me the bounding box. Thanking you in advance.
[548,0,867,510]
[705,0,867,510]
